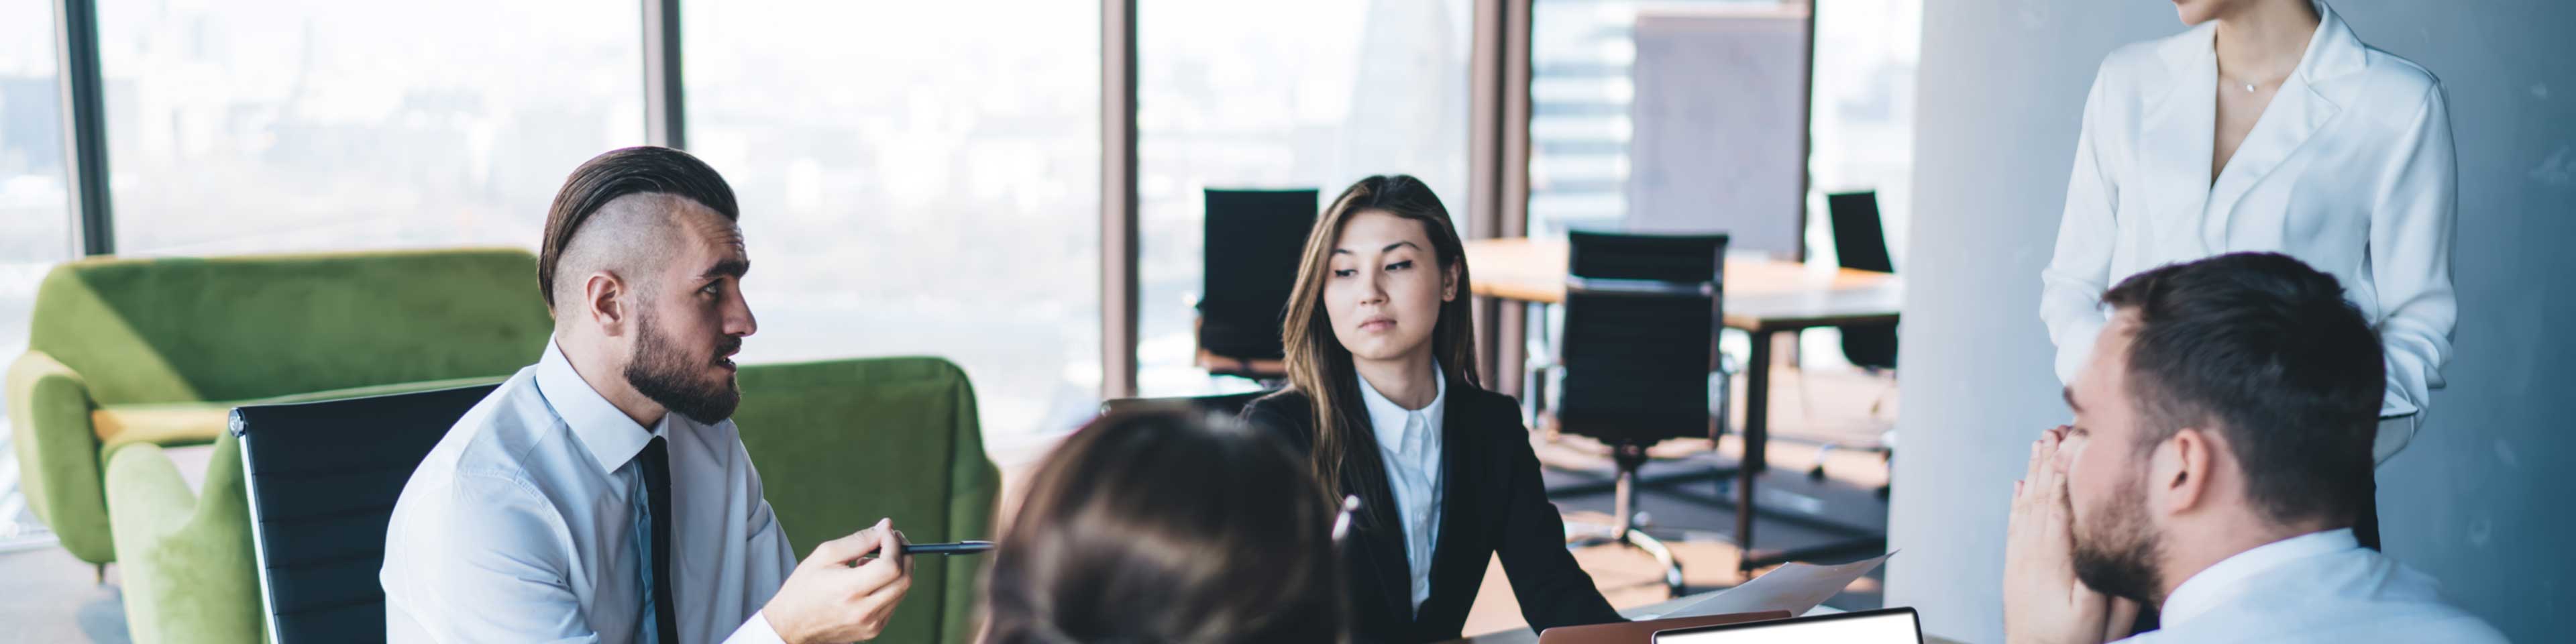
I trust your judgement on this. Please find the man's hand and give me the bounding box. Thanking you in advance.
[763,518,914,643]
[2003,427,2126,644]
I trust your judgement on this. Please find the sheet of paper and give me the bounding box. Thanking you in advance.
[1648,551,1896,619]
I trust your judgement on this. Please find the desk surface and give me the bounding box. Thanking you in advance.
[1457,594,1966,644]
[1463,237,1904,332]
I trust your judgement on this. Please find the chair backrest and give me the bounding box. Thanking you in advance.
[1198,189,1320,362]
[1099,390,1273,420]
[26,248,551,405]
[1826,191,1892,273]
[1556,231,1727,444]
[233,384,500,644]
[1826,191,1897,370]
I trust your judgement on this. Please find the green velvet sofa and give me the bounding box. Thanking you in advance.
[7,248,558,568]
[11,250,1000,643]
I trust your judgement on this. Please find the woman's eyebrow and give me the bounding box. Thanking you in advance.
[1334,241,1420,254]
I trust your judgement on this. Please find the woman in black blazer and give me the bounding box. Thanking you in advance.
[1241,174,1622,643]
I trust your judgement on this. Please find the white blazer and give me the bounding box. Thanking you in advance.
[2041,1,2456,462]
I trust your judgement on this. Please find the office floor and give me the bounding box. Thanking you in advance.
[0,546,128,643]
[0,363,1897,644]
[1462,362,1898,636]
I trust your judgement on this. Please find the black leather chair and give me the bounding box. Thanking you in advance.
[1821,191,1897,494]
[1825,191,1897,371]
[1197,188,1319,382]
[233,384,498,643]
[1548,230,1727,598]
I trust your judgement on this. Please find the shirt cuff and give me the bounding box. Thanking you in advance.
[724,610,789,644]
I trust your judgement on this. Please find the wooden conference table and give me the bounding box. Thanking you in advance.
[1464,237,1904,574]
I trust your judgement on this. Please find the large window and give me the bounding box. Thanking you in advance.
[1134,0,1474,396]
[95,0,647,256]
[685,0,1102,447]
[1,0,73,541]
[1806,0,1918,270]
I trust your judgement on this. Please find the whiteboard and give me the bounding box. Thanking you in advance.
[1627,6,1811,258]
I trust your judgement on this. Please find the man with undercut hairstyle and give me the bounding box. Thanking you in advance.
[383,146,914,643]
[2002,252,2500,644]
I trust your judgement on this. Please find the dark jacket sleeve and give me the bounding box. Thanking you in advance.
[1238,392,1315,455]
[1492,407,1625,631]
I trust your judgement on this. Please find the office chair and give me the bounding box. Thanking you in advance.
[1815,191,1896,496]
[234,384,499,643]
[1826,191,1897,373]
[1099,390,1275,420]
[1546,230,1727,598]
[1197,188,1320,383]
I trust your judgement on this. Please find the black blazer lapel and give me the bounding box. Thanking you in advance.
[1417,376,1501,631]
[1350,466,1419,631]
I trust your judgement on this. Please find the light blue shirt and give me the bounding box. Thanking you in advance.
[382,340,795,643]
[1356,359,1446,613]
[2121,529,2505,644]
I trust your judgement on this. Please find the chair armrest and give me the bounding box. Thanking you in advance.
[7,350,113,564]
[103,435,265,643]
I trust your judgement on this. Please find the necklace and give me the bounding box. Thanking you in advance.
[2222,74,2261,93]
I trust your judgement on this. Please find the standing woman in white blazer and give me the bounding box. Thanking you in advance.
[2041,0,2455,550]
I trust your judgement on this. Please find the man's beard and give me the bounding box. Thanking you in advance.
[624,306,742,425]
[2072,471,2166,605]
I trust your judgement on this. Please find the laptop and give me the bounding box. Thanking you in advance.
[1651,607,1922,644]
[1536,610,1790,644]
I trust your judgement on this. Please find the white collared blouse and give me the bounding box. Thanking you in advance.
[2042,1,2457,462]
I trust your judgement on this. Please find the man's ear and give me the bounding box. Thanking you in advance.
[2155,427,2216,517]
[582,270,629,337]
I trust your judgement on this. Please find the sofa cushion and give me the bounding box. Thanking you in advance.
[26,248,553,406]
[91,375,513,449]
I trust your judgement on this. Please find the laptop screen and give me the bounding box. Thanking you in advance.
[1652,607,1922,644]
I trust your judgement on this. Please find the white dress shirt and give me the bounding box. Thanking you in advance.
[2042,0,2457,462]
[2118,529,2504,643]
[382,340,795,643]
[1356,359,1447,613]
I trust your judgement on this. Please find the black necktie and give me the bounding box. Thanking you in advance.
[640,437,680,644]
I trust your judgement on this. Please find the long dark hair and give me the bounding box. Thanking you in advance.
[980,410,1346,643]
[1277,174,1480,512]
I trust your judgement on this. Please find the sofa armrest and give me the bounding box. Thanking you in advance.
[733,356,1000,644]
[7,350,113,564]
[103,435,266,644]
[940,370,1000,644]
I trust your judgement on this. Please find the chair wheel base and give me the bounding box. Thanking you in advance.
[1565,523,1687,598]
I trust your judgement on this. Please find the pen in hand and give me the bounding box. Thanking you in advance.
[900,540,995,555]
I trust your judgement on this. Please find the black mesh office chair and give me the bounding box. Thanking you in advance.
[1548,230,1727,598]
[1197,189,1320,382]
[233,384,498,643]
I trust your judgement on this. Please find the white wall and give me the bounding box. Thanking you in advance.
[1886,1,2576,643]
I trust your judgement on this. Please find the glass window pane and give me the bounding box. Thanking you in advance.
[1,0,74,539]
[685,0,1102,447]
[1136,0,1474,396]
[96,0,647,256]
[1808,0,1918,268]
